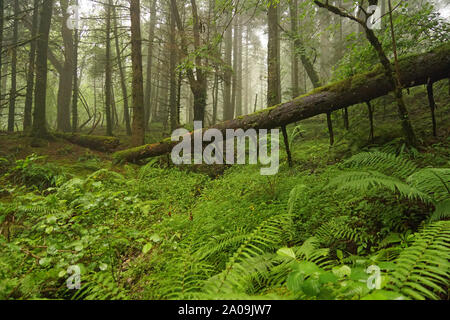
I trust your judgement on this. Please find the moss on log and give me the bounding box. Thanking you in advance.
[114,43,450,163]
[54,132,120,152]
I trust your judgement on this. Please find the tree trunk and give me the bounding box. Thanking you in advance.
[0,0,3,123]
[112,6,131,136]
[268,2,281,107]
[104,0,113,136]
[23,0,39,132]
[32,0,54,138]
[113,45,450,162]
[72,0,79,133]
[8,0,19,132]
[130,0,146,146]
[144,0,157,130]
[57,0,74,132]
[289,0,299,99]
[222,20,233,121]
[169,9,178,131]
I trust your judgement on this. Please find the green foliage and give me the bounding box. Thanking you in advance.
[386,221,450,300]
[6,154,68,190]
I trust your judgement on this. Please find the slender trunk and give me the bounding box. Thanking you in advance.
[72,0,79,132]
[222,20,232,121]
[58,0,74,132]
[267,2,281,107]
[8,0,19,132]
[130,0,146,146]
[427,79,437,137]
[290,0,299,99]
[32,0,54,138]
[113,6,131,135]
[0,0,3,122]
[169,10,178,131]
[104,0,113,136]
[144,0,157,130]
[24,0,39,131]
[366,101,374,142]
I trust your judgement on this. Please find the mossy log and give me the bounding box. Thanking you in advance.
[54,132,120,152]
[114,44,450,163]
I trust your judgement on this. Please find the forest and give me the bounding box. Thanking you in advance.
[0,0,449,301]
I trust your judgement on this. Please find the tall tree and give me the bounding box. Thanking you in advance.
[170,0,207,123]
[72,0,79,132]
[23,0,40,131]
[57,0,74,132]
[168,9,178,131]
[112,5,131,135]
[32,0,54,138]
[8,0,19,132]
[222,17,233,121]
[130,0,146,146]
[144,0,157,129]
[267,1,281,107]
[104,0,113,136]
[289,0,300,99]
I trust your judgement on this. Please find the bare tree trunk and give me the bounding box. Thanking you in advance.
[222,18,233,121]
[130,0,146,146]
[168,9,178,131]
[8,0,19,132]
[104,0,113,136]
[289,0,299,99]
[144,0,157,130]
[58,0,74,132]
[113,5,131,135]
[23,0,39,132]
[267,2,281,107]
[32,0,53,138]
[72,0,79,132]
[0,0,3,123]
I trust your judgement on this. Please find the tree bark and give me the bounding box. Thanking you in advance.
[267,2,281,107]
[222,19,233,121]
[8,0,19,132]
[23,0,39,132]
[104,0,113,136]
[289,0,299,99]
[113,44,450,163]
[144,0,157,130]
[32,0,54,138]
[72,0,79,133]
[112,6,131,136]
[57,0,74,133]
[168,9,178,132]
[130,0,146,146]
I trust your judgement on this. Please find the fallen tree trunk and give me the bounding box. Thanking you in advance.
[54,132,120,152]
[113,44,450,163]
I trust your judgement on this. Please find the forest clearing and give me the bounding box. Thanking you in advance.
[0,0,449,303]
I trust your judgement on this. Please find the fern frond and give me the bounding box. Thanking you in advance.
[429,200,450,222]
[328,170,431,203]
[387,221,450,300]
[407,168,450,202]
[202,214,292,295]
[344,152,417,179]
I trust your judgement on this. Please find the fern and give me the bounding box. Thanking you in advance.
[386,221,450,300]
[71,272,127,300]
[343,151,417,179]
[315,217,372,247]
[201,214,293,296]
[330,152,449,221]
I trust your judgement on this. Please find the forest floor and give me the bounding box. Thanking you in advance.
[0,80,449,300]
